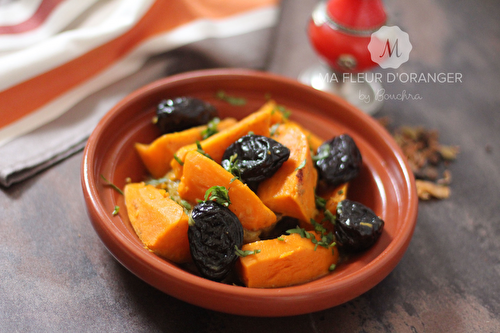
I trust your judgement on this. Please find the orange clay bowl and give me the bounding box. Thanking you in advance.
[81,68,418,317]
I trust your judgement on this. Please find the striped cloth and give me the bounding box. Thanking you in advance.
[0,0,280,186]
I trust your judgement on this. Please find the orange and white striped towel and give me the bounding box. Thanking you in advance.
[0,0,280,186]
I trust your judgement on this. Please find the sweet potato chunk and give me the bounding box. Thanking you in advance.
[177,151,277,231]
[171,100,276,179]
[237,233,339,288]
[124,183,191,263]
[136,118,237,179]
[257,123,318,222]
[292,121,324,152]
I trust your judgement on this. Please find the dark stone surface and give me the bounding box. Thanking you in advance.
[1,0,499,331]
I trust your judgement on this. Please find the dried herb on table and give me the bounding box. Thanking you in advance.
[377,117,459,200]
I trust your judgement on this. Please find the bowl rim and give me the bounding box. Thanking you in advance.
[81,68,418,316]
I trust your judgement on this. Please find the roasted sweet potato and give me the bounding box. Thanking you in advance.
[124,183,191,263]
[257,123,318,222]
[322,183,349,213]
[237,233,339,288]
[171,100,276,179]
[136,118,237,178]
[268,105,323,152]
[293,122,324,152]
[177,151,277,231]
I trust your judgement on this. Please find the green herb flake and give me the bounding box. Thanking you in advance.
[173,154,184,166]
[112,206,120,216]
[100,174,124,195]
[275,105,291,119]
[196,141,213,160]
[329,264,337,272]
[277,237,285,241]
[315,195,327,209]
[201,117,220,139]
[310,219,327,234]
[235,245,261,257]
[286,226,308,238]
[295,159,306,171]
[312,144,330,162]
[180,200,192,210]
[223,153,241,181]
[204,186,231,207]
[270,123,280,136]
[287,223,336,250]
[323,209,337,225]
[216,90,247,106]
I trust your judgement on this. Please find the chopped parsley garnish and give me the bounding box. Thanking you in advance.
[315,195,327,209]
[315,194,336,225]
[273,105,291,120]
[215,90,247,106]
[223,153,241,182]
[312,144,330,161]
[323,209,337,225]
[112,206,120,216]
[270,123,280,136]
[180,200,192,211]
[204,186,231,207]
[173,154,184,166]
[286,220,336,252]
[295,159,306,171]
[100,174,123,195]
[201,117,220,139]
[235,245,261,257]
[195,141,213,160]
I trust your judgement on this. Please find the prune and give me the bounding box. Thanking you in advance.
[335,199,384,252]
[155,97,217,134]
[188,201,244,281]
[315,134,362,187]
[221,134,290,187]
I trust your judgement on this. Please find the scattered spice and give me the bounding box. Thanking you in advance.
[415,180,451,200]
[378,118,459,200]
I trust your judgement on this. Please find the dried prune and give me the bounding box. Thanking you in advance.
[335,199,384,252]
[188,201,244,281]
[221,134,290,187]
[155,97,217,134]
[315,134,362,187]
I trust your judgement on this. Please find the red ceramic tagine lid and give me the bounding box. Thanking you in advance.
[326,0,387,33]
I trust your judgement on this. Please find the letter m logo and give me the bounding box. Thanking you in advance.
[368,26,412,69]
[380,39,402,58]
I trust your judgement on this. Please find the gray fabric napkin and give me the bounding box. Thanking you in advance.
[0,27,276,187]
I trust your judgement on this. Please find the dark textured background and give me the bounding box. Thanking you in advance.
[1,0,499,331]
